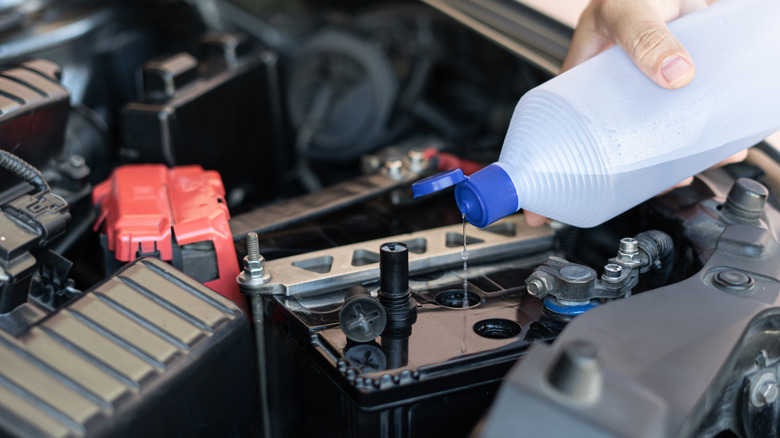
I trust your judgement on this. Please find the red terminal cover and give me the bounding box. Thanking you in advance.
[93,164,245,312]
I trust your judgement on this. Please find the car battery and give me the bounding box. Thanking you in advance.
[92,164,245,311]
[262,217,564,438]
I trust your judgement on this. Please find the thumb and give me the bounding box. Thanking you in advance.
[601,3,695,89]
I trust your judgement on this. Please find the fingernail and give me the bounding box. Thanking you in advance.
[661,56,691,82]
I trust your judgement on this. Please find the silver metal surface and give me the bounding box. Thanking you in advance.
[255,215,554,297]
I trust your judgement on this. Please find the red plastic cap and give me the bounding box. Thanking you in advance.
[93,164,244,311]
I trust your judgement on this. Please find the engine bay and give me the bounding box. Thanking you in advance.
[0,1,779,437]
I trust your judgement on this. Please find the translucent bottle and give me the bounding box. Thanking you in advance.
[412,0,780,228]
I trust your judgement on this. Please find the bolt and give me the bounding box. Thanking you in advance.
[751,373,778,407]
[526,272,553,298]
[619,238,638,255]
[527,278,545,297]
[603,263,622,280]
[385,160,404,180]
[247,232,260,260]
[616,237,643,266]
[548,220,567,230]
[757,381,779,405]
[237,232,271,289]
[408,150,425,173]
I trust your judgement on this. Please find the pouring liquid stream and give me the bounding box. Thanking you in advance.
[460,214,469,353]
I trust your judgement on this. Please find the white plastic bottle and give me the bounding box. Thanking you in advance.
[412,0,780,228]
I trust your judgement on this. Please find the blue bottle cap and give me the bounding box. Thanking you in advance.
[412,169,466,198]
[455,164,518,228]
[412,164,519,228]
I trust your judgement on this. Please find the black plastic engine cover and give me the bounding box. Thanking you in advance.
[0,60,69,199]
[121,33,287,206]
[0,257,256,438]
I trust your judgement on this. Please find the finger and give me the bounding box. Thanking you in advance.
[597,0,695,89]
[523,211,548,227]
[717,149,749,166]
[658,176,695,195]
[561,4,614,73]
[679,0,713,15]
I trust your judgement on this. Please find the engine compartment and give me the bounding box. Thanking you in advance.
[0,1,779,437]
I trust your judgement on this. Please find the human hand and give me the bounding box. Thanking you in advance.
[523,0,746,228]
[562,0,720,88]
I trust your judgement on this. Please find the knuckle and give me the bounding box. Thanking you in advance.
[629,25,671,65]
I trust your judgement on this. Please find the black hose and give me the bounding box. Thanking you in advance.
[635,230,674,286]
[0,149,50,193]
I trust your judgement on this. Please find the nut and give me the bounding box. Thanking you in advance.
[615,237,644,266]
[237,254,271,289]
[526,272,553,298]
[243,256,266,277]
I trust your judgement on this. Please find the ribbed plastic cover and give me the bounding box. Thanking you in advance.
[0,258,253,438]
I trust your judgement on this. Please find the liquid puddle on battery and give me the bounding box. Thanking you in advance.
[461,214,470,354]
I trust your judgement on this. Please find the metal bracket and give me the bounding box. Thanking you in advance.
[230,163,422,241]
[253,215,554,297]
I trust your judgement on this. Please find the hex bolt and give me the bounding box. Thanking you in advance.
[603,263,622,280]
[751,373,779,407]
[237,232,271,289]
[385,160,404,180]
[408,150,425,173]
[757,381,779,405]
[616,237,644,266]
[527,278,546,297]
[619,237,639,255]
